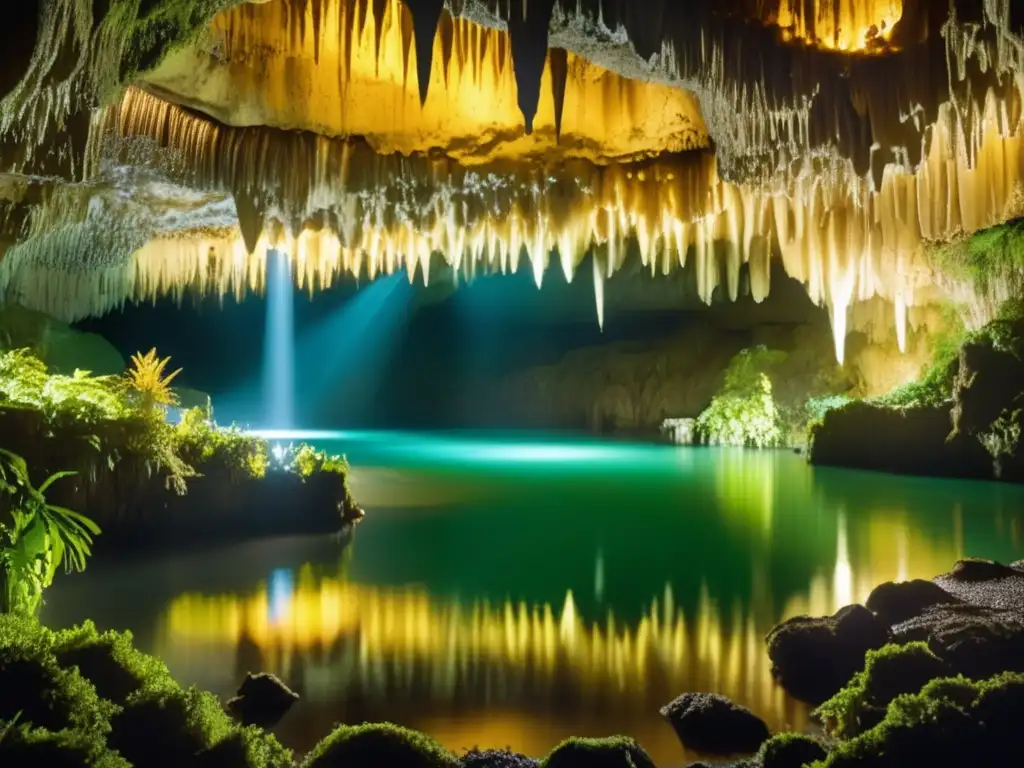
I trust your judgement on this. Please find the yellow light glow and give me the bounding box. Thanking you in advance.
[773,0,903,52]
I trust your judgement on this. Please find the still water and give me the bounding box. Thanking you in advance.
[44,432,1024,765]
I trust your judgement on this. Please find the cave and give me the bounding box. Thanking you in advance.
[2,2,1024,767]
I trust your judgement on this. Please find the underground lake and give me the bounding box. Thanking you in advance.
[41,431,1024,766]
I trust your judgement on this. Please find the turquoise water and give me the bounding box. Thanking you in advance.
[44,432,1024,765]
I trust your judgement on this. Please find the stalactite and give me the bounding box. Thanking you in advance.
[143,0,709,163]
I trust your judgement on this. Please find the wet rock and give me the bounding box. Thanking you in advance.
[660,693,770,755]
[226,672,299,728]
[758,734,828,768]
[893,604,1024,679]
[865,579,961,625]
[947,558,1019,583]
[765,604,891,703]
[461,748,539,768]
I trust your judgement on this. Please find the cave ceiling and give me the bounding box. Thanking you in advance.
[1,0,1023,362]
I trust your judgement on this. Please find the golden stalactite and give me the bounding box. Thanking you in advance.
[770,0,903,52]
[140,0,708,164]
[26,79,1008,362]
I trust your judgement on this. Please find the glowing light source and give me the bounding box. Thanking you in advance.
[263,249,295,428]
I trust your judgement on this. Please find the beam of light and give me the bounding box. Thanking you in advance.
[263,249,295,428]
[295,272,414,426]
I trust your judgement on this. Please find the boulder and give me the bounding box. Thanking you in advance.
[660,693,770,756]
[226,672,299,728]
[892,604,1024,679]
[946,558,1019,583]
[865,579,961,625]
[461,749,539,768]
[765,604,891,703]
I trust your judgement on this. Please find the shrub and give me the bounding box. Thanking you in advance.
[303,723,459,768]
[696,347,786,448]
[173,408,270,481]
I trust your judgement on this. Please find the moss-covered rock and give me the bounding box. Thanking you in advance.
[540,737,656,768]
[303,723,459,768]
[815,643,950,738]
[757,733,827,768]
[53,621,174,705]
[194,725,295,768]
[461,748,539,767]
[108,684,234,766]
[818,672,1024,766]
[659,692,769,755]
[0,722,130,768]
[0,644,113,736]
[765,605,891,703]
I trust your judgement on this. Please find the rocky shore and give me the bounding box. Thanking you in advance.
[4,559,1022,767]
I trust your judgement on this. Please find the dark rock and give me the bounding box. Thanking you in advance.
[226,672,299,728]
[461,748,539,768]
[892,604,1024,679]
[660,692,770,755]
[543,737,656,768]
[947,558,1018,583]
[865,579,960,625]
[808,400,990,479]
[935,562,1024,611]
[759,734,828,768]
[765,604,891,703]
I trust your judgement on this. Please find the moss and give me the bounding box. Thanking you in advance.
[929,217,1024,293]
[814,672,1024,767]
[0,644,114,737]
[815,643,949,738]
[53,621,174,705]
[120,1,238,83]
[0,722,130,768]
[540,736,657,768]
[109,684,234,766]
[758,733,827,768]
[194,725,294,768]
[302,723,459,768]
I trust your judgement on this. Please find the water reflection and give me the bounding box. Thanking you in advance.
[42,442,1024,765]
[159,570,810,762]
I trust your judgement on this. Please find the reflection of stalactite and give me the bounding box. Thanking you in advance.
[161,577,803,729]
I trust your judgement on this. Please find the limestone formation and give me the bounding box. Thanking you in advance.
[2,1,1024,365]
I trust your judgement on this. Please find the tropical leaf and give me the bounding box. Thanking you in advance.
[38,470,77,494]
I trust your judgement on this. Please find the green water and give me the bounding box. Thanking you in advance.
[44,432,1024,766]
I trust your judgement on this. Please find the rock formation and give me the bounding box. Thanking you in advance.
[1,0,1024,365]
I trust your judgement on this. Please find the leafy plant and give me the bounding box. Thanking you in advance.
[122,348,182,411]
[695,347,786,448]
[0,450,100,616]
[173,408,269,481]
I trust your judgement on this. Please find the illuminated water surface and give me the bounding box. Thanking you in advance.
[44,432,1024,765]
